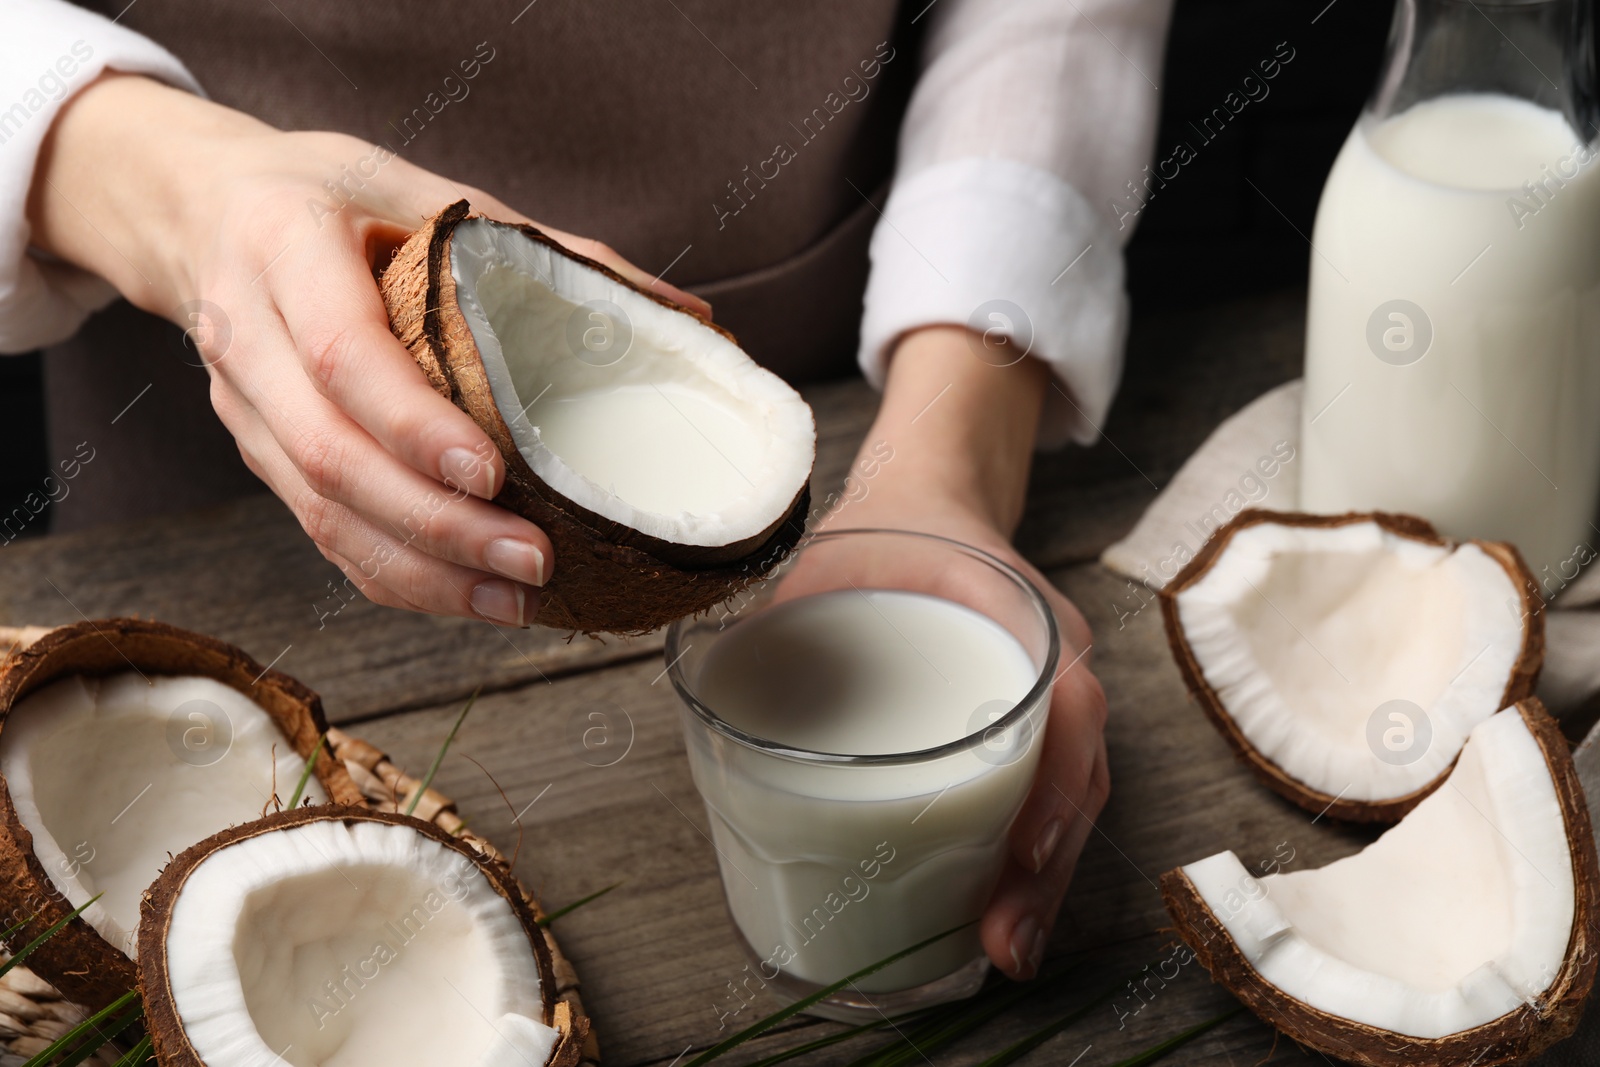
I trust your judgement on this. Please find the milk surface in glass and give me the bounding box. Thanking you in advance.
[681,588,1044,993]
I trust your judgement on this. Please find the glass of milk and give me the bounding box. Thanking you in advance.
[1300,0,1600,589]
[665,529,1059,1020]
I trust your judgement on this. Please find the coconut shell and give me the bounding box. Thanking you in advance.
[0,619,363,1010]
[1160,509,1544,823]
[138,806,589,1067]
[380,199,810,635]
[1161,697,1599,1067]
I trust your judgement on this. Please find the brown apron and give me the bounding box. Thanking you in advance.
[48,0,918,530]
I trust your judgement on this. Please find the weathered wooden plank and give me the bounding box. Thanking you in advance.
[0,376,879,721]
[0,289,1306,725]
[345,560,1382,1066]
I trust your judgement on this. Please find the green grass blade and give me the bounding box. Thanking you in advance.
[973,970,1132,1067]
[286,731,327,810]
[49,1003,145,1067]
[1108,1007,1244,1067]
[741,1011,931,1067]
[406,686,480,816]
[110,1034,154,1067]
[20,988,140,1067]
[538,882,623,926]
[0,893,103,979]
[848,962,1084,1067]
[0,911,39,944]
[684,921,974,1067]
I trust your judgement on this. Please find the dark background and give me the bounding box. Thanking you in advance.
[0,0,1394,537]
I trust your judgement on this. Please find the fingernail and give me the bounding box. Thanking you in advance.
[441,446,497,499]
[1032,819,1064,873]
[470,578,532,626]
[1009,916,1042,979]
[484,538,547,586]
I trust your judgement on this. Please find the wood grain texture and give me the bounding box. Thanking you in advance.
[25,289,1575,1064]
[0,376,876,723]
[344,562,1388,1066]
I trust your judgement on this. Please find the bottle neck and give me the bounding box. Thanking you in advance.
[1371,0,1597,139]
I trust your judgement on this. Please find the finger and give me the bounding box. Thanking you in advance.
[981,787,1099,979]
[217,312,554,587]
[318,546,425,614]
[214,359,541,623]
[1008,664,1109,875]
[269,232,509,502]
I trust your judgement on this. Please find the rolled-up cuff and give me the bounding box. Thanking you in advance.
[857,157,1128,448]
[0,0,202,353]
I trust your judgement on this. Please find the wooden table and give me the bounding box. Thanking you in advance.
[5,288,1590,1066]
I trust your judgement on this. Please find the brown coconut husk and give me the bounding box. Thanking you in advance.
[138,807,589,1067]
[379,199,810,635]
[1159,509,1544,823]
[0,619,363,1010]
[1161,698,1598,1067]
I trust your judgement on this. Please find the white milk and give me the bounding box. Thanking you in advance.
[681,589,1045,993]
[1301,94,1600,582]
[534,382,761,515]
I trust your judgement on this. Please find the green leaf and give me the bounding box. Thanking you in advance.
[110,1034,154,1067]
[972,969,1130,1067]
[0,893,103,979]
[406,686,480,817]
[846,962,1082,1067]
[0,911,39,945]
[683,921,974,1067]
[1107,1007,1244,1067]
[740,1011,927,1067]
[20,987,140,1067]
[287,731,327,810]
[538,881,623,926]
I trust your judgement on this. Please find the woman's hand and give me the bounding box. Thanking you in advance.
[816,326,1109,981]
[25,74,705,624]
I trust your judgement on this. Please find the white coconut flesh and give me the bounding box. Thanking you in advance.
[165,820,557,1067]
[1174,520,1525,801]
[1181,707,1574,1038]
[449,217,815,547]
[0,674,324,956]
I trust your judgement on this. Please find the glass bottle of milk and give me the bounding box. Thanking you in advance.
[1300,0,1600,590]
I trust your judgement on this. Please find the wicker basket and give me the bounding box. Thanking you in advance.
[0,725,600,1067]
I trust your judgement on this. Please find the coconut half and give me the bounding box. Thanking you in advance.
[1162,699,1598,1066]
[0,619,362,1009]
[139,807,588,1067]
[1162,510,1541,821]
[381,200,816,634]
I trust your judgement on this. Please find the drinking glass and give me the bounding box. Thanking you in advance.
[665,529,1059,1019]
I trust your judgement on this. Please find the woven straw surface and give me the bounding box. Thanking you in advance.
[0,725,599,1067]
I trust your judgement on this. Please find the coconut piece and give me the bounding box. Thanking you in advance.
[1162,699,1597,1066]
[381,200,815,634]
[1162,510,1541,821]
[139,807,588,1067]
[0,619,362,1010]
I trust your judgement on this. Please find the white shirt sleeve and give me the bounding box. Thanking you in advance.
[859,0,1175,447]
[0,1,201,354]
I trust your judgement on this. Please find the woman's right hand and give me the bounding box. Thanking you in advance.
[25,73,703,624]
